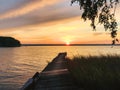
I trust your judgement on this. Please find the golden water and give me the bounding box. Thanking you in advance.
[0,46,120,90]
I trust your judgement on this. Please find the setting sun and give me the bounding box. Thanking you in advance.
[66,42,70,45]
[61,36,73,45]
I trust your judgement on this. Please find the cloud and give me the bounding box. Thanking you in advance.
[0,0,62,20]
[0,0,81,29]
[93,33,103,36]
[0,0,28,14]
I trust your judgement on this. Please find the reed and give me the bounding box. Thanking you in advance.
[67,55,120,90]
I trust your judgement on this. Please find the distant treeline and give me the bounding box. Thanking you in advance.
[0,36,21,47]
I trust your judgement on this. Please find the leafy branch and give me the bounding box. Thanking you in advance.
[71,0,119,44]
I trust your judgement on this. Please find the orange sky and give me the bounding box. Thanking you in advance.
[0,0,120,44]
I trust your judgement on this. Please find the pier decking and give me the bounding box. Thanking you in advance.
[22,52,80,90]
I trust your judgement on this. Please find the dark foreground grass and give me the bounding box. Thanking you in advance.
[67,55,120,90]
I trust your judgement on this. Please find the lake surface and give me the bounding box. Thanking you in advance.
[0,46,120,90]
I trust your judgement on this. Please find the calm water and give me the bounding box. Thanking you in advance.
[0,46,120,90]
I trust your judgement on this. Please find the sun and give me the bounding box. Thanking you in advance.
[61,36,72,46]
[66,42,70,46]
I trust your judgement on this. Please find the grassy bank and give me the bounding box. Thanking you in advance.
[67,55,120,90]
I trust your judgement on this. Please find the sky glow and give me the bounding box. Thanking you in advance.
[0,0,120,44]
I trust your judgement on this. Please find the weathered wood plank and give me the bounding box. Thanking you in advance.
[34,52,80,90]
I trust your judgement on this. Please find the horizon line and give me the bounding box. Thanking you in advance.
[22,44,120,46]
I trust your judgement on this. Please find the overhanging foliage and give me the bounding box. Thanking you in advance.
[71,0,119,44]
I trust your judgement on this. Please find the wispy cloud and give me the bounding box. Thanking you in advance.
[93,33,103,36]
[0,0,81,29]
[0,0,62,20]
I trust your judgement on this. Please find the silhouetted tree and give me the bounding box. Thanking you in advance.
[71,0,119,44]
[0,36,21,47]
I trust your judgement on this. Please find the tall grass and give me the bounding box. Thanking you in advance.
[67,55,120,90]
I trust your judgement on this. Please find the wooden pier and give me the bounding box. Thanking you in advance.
[21,52,80,90]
